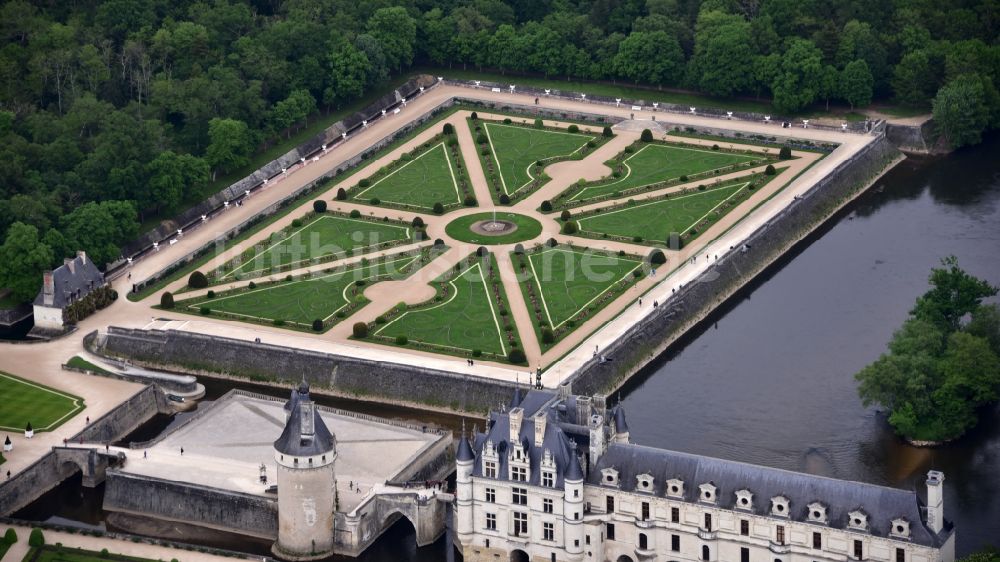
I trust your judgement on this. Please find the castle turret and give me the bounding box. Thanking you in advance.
[612,404,630,444]
[455,429,476,539]
[273,383,337,560]
[563,450,585,557]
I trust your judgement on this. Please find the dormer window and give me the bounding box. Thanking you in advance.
[807,502,828,524]
[848,510,869,531]
[601,468,620,487]
[636,473,654,492]
[666,478,685,498]
[735,489,754,510]
[890,518,911,539]
[770,496,790,517]
[698,482,717,504]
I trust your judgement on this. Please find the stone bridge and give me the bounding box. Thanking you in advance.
[336,488,449,557]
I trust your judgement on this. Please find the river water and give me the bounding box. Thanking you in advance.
[15,137,1000,558]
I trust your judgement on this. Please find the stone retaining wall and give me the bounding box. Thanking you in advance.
[0,450,79,516]
[565,135,902,397]
[71,384,173,444]
[102,471,278,539]
[886,120,943,154]
[92,327,515,413]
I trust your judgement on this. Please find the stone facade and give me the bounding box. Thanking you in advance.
[456,390,955,562]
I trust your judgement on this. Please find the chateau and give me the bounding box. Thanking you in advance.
[455,389,955,562]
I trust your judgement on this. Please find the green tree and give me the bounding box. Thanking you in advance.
[835,20,889,93]
[967,304,1000,355]
[933,75,992,149]
[0,223,53,302]
[689,11,753,96]
[841,59,874,110]
[892,50,939,107]
[771,38,824,114]
[613,31,684,87]
[367,7,416,73]
[62,201,138,268]
[143,151,209,214]
[205,118,253,179]
[324,41,369,108]
[269,90,316,139]
[911,256,997,331]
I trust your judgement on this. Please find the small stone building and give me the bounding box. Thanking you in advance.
[33,251,105,331]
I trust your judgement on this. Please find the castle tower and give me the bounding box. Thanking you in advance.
[273,383,337,560]
[612,404,630,444]
[455,428,475,539]
[563,451,585,557]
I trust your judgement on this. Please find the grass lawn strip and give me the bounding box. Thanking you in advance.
[483,122,595,195]
[569,143,764,201]
[527,247,642,329]
[352,142,461,208]
[25,545,160,562]
[222,215,411,279]
[577,182,750,240]
[376,261,507,356]
[180,254,421,329]
[0,371,84,432]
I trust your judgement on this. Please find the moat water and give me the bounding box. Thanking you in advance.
[16,136,1000,558]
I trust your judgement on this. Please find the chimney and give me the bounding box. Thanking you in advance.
[64,258,75,275]
[576,396,592,425]
[42,271,54,306]
[534,412,547,446]
[926,470,945,533]
[508,407,523,440]
[76,250,87,265]
[593,394,607,418]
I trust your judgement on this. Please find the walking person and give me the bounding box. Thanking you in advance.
[180,447,184,456]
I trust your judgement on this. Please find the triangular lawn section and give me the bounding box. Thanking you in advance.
[484,122,594,195]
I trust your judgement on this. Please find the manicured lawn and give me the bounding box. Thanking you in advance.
[352,141,463,209]
[482,122,594,195]
[576,181,750,243]
[521,246,642,329]
[24,545,160,562]
[221,215,412,279]
[178,254,422,330]
[65,356,115,375]
[0,371,84,432]
[375,257,512,356]
[569,143,764,201]
[444,212,543,245]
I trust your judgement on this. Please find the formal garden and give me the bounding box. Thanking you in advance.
[0,371,84,433]
[367,251,526,364]
[513,245,645,349]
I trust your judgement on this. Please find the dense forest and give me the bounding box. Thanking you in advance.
[0,0,998,303]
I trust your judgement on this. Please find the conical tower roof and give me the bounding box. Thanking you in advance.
[274,384,335,457]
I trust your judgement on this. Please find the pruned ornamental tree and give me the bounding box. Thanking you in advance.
[160,292,175,309]
[640,129,653,142]
[353,322,368,338]
[313,200,327,213]
[188,271,208,289]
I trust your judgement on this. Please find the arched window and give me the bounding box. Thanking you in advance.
[639,533,648,550]
[702,546,710,561]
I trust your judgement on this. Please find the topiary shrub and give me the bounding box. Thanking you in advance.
[779,146,792,159]
[711,144,720,150]
[508,349,526,364]
[534,118,543,128]
[603,126,613,137]
[313,200,327,213]
[640,129,653,142]
[336,188,347,200]
[503,117,512,124]
[369,197,380,205]
[464,195,477,207]
[470,111,478,120]
[546,238,558,248]
[567,124,579,133]
[679,175,688,182]
[188,271,208,289]
[432,202,444,214]
[206,290,215,299]
[200,307,211,315]
[765,164,776,175]
[649,249,667,265]
[561,221,578,234]
[540,200,552,212]
[312,319,323,332]
[291,219,302,228]
[5,528,18,544]
[395,335,408,345]
[28,528,44,547]
[434,238,445,246]
[412,216,425,228]
[442,123,455,135]
[513,244,525,255]
[477,246,489,257]
[541,328,555,344]
[350,209,361,218]
[100,548,109,558]
[248,281,256,289]
[560,210,572,221]
[499,193,510,204]
[472,349,482,358]
[353,322,368,338]
[160,292,174,309]
[476,133,488,144]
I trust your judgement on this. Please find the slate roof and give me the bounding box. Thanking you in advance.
[472,409,582,488]
[457,433,475,462]
[590,443,947,547]
[613,404,629,434]
[34,253,105,309]
[274,385,335,457]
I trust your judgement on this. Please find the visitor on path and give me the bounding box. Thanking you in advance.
[85,416,90,424]
[144,450,147,459]
[180,447,184,456]
[653,301,658,307]
[639,298,642,306]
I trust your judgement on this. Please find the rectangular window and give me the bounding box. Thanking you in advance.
[854,540,863,560]
[485,513,496,531]
[671,506,680,523]
[639,533,648,550]
[513,512,528,536]
[586,535,591,546]
[606,495,615,513]
[543,498,554,514]
[705,513,713,532]
[896,549,905,562]
[741,547,750,562]
[484,461,497,478]
[671,534,680,552]
[485,488,495,503]
[512,466,527,482]
[512,487,527,505]
[777,525,786,545]
[741,519,750,536]
[542,471,554,487]
[543,522,554,541]
[641,501,650,521]
[813,532,822,550]
[606,523,616,541]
